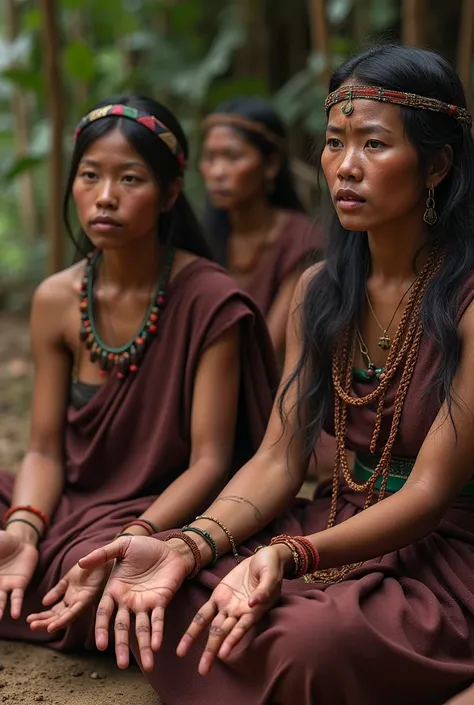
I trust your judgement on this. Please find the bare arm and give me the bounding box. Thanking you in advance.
[294,298,474,572]
[7,278,71,546]
[168,269,314,561]
[266,269,301,364]
[126,324,242,535]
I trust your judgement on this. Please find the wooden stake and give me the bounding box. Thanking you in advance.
[307,0,331,87]
[457,0,474,106]
[4,0,39,243]
[402,0,429,46]
[40,0,63,273]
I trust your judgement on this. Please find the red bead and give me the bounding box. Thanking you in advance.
[84,320,91,327]
[157,296,164,306]
[99,370,107,377]
[129,364,138,373]
[150,313,158,322]
[136,337,144,345]
[108,353,115,360]
[366,368,375,378]
[149,324,157,334]
[117,372,124,379]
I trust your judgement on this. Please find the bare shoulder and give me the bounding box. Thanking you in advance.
[32,261,85,343]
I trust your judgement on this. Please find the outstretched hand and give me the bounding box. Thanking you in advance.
[27,562,110,633]
[0,530,38,620]
[177,546,285,675]
[79,536,190,670]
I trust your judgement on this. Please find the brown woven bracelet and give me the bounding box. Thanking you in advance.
[195,515,240,562]
[165,532,202,579]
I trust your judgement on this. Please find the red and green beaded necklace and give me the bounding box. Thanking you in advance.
[79,247,174,379]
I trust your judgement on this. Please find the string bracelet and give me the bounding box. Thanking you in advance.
[5,518,42,543]
[121,519,159,536]
[165,532,202,579]
[182,525,219,567]
[194,515,239,562]
[4,505,49,533]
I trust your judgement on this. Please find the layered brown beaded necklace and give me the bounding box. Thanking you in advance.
[305,245,443,583]
[79,247,174,379]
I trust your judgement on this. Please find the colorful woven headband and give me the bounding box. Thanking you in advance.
[325,85,472,128]
[202,113,283,148]
[74,104,187,170]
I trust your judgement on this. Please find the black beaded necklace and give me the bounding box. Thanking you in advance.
[79,247,174,379]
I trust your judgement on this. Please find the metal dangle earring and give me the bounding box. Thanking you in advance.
[423,183,437,225]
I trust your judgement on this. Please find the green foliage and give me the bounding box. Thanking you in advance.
[0,0,464,298]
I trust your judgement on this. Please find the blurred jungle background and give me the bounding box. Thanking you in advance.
[0,0,472,481]
[0,3,471,702]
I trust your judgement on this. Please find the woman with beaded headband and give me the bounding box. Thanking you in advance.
[0,95,278,651]
[74,46,474,704]
[201,96,323,365]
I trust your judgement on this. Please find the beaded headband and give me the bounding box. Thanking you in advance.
[325,85,473,128]
[202,113,283,148]
[74,104,187,170]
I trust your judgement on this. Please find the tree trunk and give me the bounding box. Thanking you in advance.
[353,0,371,50]
[457,0,474,106]
[234,0,271,86]
[69,11,89,114]
[4,0,39,243]
[40,0,63,273]
[307,0,331,86]
[402,0,429,46]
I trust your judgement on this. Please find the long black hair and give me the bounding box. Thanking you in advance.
[64,95,213,260]
[281,44,474,458]
[203,96,304,265]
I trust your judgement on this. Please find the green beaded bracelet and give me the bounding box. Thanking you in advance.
[182,525,219,567]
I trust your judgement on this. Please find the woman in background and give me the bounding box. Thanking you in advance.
[201,97,322,365]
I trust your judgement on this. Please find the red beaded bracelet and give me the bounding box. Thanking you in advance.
[121,519,159,536]
[270,534,320,579]
[293,536,320,574]
[165,532,202,579]
[4,505,50,533]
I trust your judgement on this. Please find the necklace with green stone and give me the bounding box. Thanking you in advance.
[79,246,174,379]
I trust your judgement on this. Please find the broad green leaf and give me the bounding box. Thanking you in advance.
[63,42,95,82]
[23,9,43,32]
[1,68,42,93]
[1,155,45,182]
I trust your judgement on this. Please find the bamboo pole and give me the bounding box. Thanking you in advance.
[4,0,39,243]
[457,0,474,105]
[307,0,331,87]
[402,0,429,46]
[40,0,63,273]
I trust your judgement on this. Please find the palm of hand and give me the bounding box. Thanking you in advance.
[211,557,272,620]
[0,532,38,587]
[104,538,188,613]
[0,531,38,619]
[28,562,110,632]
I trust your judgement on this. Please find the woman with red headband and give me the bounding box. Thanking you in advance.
[79,45,474,704]
[0,96,277,648]
[201,97,322,366]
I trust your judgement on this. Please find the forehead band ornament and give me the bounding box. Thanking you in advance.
[74,104,187,170]
[325,85,472,129]
[202,113,283,148]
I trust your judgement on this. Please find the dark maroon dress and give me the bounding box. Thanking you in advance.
[141,270,474,705]
[0,259,278,649]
